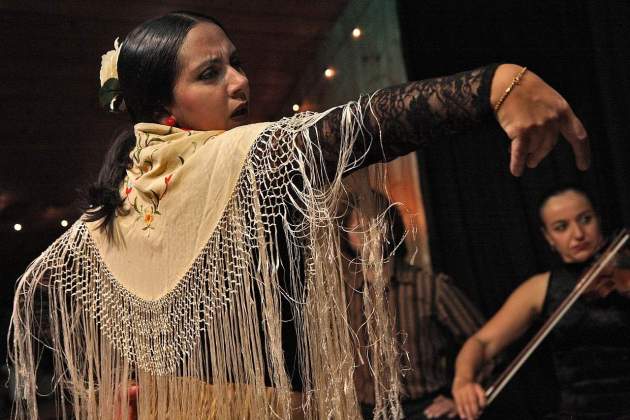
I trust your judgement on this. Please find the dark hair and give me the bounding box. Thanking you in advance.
[537,183,598,229]
[85,12,227,236]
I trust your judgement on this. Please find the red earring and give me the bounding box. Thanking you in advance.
[164,115,176,127]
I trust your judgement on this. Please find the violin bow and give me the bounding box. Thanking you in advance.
[484,228,629,406]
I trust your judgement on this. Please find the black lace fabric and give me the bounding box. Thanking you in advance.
[315,64,499,176]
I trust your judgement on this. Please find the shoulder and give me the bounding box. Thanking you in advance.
[524,271,550,289]
[512,271,550,315]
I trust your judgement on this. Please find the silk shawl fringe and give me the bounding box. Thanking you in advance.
[9,98,402,419]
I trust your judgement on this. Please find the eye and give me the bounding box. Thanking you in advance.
[579,213,593,225]
[553,222,567,232]
[199,66,219,80]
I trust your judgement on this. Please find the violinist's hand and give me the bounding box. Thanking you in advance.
[583,257,630,299]
[452,377,486,419]
[491,64,590,177]
[583,265,617,299]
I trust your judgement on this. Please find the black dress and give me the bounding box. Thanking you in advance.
[542,262,630,419]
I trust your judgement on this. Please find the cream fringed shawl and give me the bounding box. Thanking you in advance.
[10,101,401,419]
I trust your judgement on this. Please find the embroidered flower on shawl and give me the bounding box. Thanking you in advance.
[125,174,171,231]
[121,126,221,233]
[143,207,155,228]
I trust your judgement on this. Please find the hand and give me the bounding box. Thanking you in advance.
[583,249,630,299]
[583,263,617,299]
[452,377,486,419]
[492,64,590,176]
[423,394,458,419]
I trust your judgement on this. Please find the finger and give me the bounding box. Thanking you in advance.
[460,393,470,419]
[465,401,476,420]
[559,107,590,170]
[475,385,487,409]
[472,388,484,418]
[510,137,528,176]
[464,393,478,420]
[455,395,466,419]
[523,129,544,169]
[526,128,558,169]
[455,392,466,419]
[462,399,471,419]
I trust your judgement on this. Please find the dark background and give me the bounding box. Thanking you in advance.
[398,0,630,417]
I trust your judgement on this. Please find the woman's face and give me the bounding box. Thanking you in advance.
[167,22,250,131]
[541,190,603,263]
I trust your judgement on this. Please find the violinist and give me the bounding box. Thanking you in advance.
[452,185,630,419]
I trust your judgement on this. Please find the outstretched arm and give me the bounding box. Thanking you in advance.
[313,63,589,177]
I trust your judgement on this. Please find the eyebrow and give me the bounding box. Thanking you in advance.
[576,210,593,218]
[550,210,593,226]
[192,50,239,74]
[192,57,221,74]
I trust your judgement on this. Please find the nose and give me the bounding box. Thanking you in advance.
[572,223,585,240]
[227,66,249,99]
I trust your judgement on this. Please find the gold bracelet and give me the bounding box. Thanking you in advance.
[494,66,528,113]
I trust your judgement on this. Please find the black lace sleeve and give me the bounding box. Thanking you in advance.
[313,64,499,176]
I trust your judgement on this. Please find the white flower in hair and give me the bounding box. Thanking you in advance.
[99,37,122,87]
